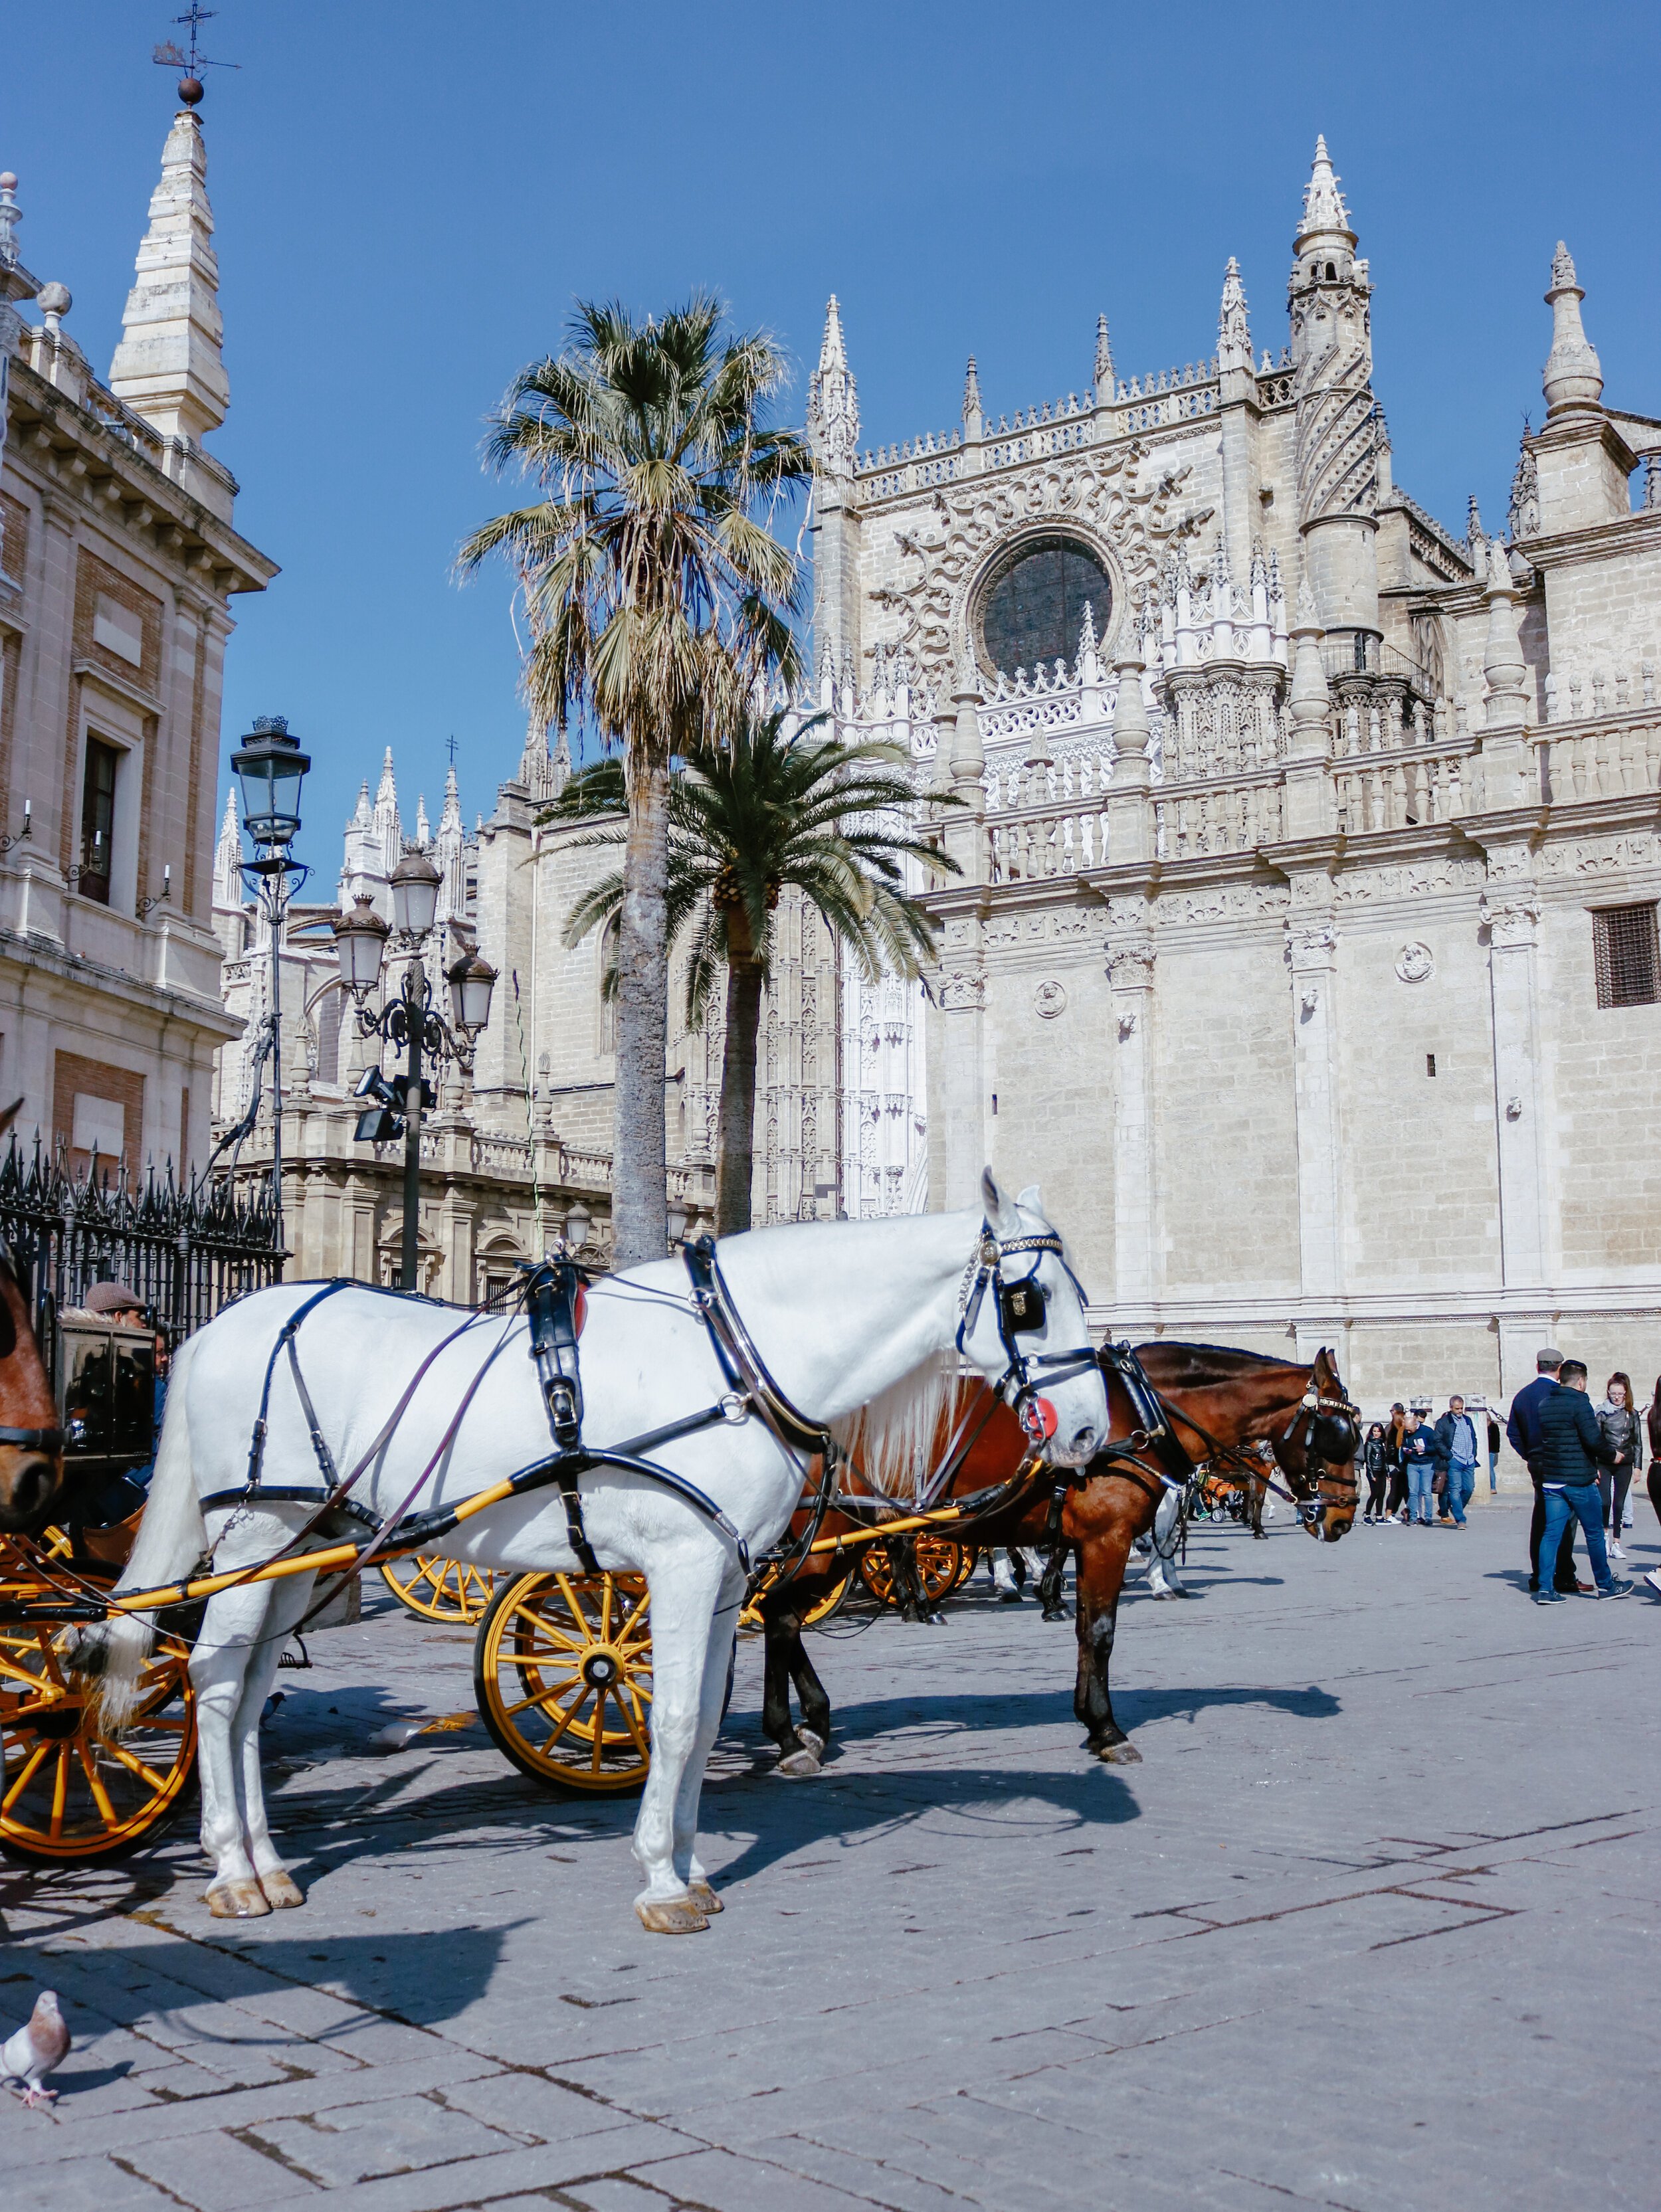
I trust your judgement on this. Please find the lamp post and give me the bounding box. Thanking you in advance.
[332,855,496,1293]
[228,715,310,1242]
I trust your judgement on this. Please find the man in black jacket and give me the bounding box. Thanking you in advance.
[1508,1349,1581,1595]
[1533,1360,1635,1602]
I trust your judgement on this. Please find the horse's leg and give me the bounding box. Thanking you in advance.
[191,1582,281,1917]
[787,1627,831,1761]
[231,1571,318,1909]
[1145,1489,1191,1598]
[632,1546,726,1934]
[759,1601,801,1762]
[678,1562,746,1916]
[1066,1495,1143,1764]
[1036,1539,1071,1620]
[1250,1475,1268,1538]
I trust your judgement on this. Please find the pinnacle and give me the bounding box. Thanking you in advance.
[819,294,848,373]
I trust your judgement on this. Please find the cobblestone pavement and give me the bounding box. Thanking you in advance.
[2,1496,1655,2211]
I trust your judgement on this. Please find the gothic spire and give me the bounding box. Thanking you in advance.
[1218,256,1252,374]
[962,354,983,430]
[212,788,240,911]
[807,295,860,480]
[1094,313,1114,399]
[1295,133,1356,254]
[108,106,228,443]
[439,765,462,834]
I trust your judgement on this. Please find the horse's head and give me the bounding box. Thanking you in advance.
[957,1170,1107,1469]
[0,1103,65,1531]
[1272,1346,1359,1542]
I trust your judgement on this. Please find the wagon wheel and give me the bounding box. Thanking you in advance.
[738,1565,852,1632]
[858,1536,965,1609]
[0,1601,196,1863]
[379,1554,497,1625]
[474,1570,652,1796]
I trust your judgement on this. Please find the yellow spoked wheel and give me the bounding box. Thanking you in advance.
[474,1570,652,1796]
[0,1610,195,1863]
[380,1553,497,1625]
[858,1536,971,1609]
[739,1566,853,1632]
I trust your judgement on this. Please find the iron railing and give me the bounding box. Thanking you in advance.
[0,1141,286,1373]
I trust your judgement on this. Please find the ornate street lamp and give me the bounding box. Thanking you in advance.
[227,715,311,1242]
[333,853,497,1293]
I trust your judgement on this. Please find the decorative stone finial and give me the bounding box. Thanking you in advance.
[108,108,229,443]
[0,173,20,272]
[807,295,860,481]
[1296,134,1355,250]
[36,280,69,337]
[1294,574,1320,630]
[1110,644,1151,788]
[1094,312,1114,399]
[1542,240,1603,417]
[1482,536,1529,727]
[1218,256,1252,375]
[963,355,981,420]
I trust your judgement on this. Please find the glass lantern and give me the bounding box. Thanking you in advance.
[332,893,391,1000]
[445,948,498,1035]
[231,715,310,849]
[389,847,442,940]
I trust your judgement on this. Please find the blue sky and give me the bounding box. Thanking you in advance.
[5,2,1658,865]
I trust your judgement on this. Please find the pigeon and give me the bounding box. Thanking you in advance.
[3,1990,70,2107]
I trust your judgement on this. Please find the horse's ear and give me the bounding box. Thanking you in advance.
[1016,1182,1044,1215]
[979,1167,1022,1238]
[0,1099,21,1143]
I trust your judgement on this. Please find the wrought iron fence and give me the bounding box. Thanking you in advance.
[0,1140,286,1370]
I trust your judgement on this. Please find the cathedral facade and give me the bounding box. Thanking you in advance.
[807,139,1661,1441]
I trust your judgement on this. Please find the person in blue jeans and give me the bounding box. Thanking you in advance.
[1434,1395,1480,1526]
[1398,1408,1445,1525]
[1535,1359,1635,1602]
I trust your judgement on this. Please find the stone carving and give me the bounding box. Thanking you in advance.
[1053,912,1093,939]
[1288,923,1338,967]
[937,970,986,1010]
[1162,882,1289,925]
[1034,980,1068,1018]
[864,442,1209,687]
[1479,892,1541,949]
[983,916,1021,947]
[1334,857,1485,903]
[1106,937,1157,987]
[1117,1010,1137,1040]
[1395,941,1434,983]
[1538,834,1660,877]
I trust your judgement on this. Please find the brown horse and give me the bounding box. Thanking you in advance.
[0,1105,67,1530]
[755,1341,1358,1773]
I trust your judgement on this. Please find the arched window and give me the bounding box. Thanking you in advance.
[599,915,619,1056]
[1325,261,1336,282]
[977,535,1113,681]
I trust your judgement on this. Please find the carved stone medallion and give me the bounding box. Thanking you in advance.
[1395,942,1434,984]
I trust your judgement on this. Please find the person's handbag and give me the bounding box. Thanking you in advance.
[1432,1469,1447,1497]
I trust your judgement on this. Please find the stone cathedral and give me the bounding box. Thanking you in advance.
[808,137,1661,1431]
[216,138,1661,1446]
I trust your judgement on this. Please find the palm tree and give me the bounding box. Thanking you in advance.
[549,709,961,1236]
[458,298,809,1265]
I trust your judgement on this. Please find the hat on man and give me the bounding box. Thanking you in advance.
[84,1281,144,1316]
[1536,1346,1563,1369]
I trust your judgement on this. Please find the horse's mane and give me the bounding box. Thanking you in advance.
[830,1348,959,1500]
[1135,1339,1307,1390]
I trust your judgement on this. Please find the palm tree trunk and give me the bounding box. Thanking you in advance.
[611,755,670,1267]
[715,921,765,1238]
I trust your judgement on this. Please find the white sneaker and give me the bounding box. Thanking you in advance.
[1609,1540,1625,1560]
[1644,1567,1661,1596]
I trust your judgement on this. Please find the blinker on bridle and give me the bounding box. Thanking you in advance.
[957,1225,1100,1444]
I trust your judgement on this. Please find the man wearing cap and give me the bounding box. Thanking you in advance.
[1533,1361,1634,1601]
[1508,1348,1582,1596]
[83,1281,146,1327]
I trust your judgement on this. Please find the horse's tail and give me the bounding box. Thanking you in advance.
[79,1338,205,1732]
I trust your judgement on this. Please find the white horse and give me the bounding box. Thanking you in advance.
[88,1174,1106,1934]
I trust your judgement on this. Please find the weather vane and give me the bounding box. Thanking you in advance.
[153,6,240,109]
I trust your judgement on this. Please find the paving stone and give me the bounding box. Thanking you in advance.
[9,1509,1657,2211]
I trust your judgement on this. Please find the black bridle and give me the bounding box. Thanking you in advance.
[955,1224,1103,1446]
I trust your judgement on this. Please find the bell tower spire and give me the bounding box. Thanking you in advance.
[1287,136,1381,649]
[108,104,229,446]
[807,295,862,689]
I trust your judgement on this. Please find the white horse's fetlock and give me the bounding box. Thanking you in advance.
[635,1894,710,1935]
[258,1869,304,1909]
[207,1877,270,1918]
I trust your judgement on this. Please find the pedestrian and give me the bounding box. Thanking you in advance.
[1361,1422,1389,1522]
[1646,1375,1661,1598]
[1533,1360,1634,1602]
[1398,1408,1445,1526]
[1434,1395,1480,1527]
[1509,1348,1582,1596]
[1595,1373,1642,1561]
[1384,1402,1409,1522]
[1486,1408,1502,1493]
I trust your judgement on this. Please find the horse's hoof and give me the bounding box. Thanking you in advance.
[686,1881,724,1915]
[207,1878,271,1919]
[795,1729,825,1760]
[635,1896,710,1935]
[1095,1740,1143,1765]
[776,1746,822,1777]
[258,1870,305,1910]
